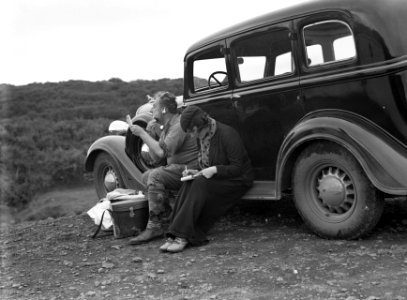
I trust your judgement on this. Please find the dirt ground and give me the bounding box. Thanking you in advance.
[1,195,407,300]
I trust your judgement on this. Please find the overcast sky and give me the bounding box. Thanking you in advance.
[2,0,308,86]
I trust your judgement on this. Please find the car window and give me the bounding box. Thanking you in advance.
[305,44,324,66]
[193,47,228,92]
[230,27,293,84]
[333,35,356,60]
[303,20,356,67]
[237,56,266,81]
[275,51,293,76]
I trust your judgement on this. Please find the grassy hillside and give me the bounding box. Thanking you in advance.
[0,78,183,207]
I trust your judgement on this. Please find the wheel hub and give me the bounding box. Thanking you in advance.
[104,169,118,192]
[318,175,345,206]
[140,143,154,166]
[316,166,354,214]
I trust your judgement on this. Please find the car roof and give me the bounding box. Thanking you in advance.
[185,0,403,57]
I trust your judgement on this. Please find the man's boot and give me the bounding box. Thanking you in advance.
[128,221,164,245]
[129,189,165,245]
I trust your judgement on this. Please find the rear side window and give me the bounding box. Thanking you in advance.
[303,20,356,67]
[230,27,293,84]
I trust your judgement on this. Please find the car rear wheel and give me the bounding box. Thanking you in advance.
[93,152,125,199]
[292,141,384,239]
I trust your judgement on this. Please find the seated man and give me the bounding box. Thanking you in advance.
[127,91,198,245]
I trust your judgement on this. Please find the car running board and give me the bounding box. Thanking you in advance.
[241,181,279,200]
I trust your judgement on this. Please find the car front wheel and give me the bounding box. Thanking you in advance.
[292,141,384,239]
[93,152,125,199]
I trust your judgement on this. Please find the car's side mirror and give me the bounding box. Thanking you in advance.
[109,120,129,135]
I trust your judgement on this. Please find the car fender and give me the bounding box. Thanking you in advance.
[277,110,407,195]
[85,135,146,191]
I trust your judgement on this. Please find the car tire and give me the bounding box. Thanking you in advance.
[292,141,384,239]
[125,122,158,173]
[93,152,125,199]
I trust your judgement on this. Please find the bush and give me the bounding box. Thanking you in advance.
[0,79,183,207]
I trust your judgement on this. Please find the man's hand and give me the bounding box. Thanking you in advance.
[126,115,133,127]
[200,166,217,178]
[126,115,145,136]
[125,114,164,160]
[129,124,145,136]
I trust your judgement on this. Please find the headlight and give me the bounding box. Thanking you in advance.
[108,120,129,135]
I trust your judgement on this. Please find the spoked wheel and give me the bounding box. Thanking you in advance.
[93,152,125,199]
[292,142,384,239]
[316,165,355,215]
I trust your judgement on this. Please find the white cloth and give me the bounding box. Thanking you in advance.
[106,188,144,202]
[87,199,113,230]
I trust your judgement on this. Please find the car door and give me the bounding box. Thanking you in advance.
[227,21,304,183]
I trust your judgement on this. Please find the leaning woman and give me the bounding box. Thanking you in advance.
[160,105,254,253]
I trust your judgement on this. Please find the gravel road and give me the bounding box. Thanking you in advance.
[1,198,407,300]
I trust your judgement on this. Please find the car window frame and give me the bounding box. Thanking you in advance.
[186,40,231,97]
[227,21,297,88]
[301,19,358,69]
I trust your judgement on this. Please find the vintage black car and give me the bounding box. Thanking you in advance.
[85,0,407,239]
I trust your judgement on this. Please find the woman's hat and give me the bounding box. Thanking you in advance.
[180,105,206,132]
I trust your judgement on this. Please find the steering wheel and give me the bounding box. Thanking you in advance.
[208,71,228,88]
